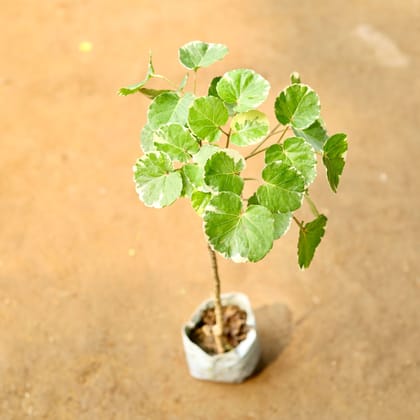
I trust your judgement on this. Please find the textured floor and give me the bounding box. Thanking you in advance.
[1,0,419,418]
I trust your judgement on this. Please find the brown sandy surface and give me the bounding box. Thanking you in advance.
[1,0,419,419]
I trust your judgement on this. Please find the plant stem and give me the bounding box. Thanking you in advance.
[293,215,303,228]
[207,245,224,354]
[305,192,320,217]
[225,129,231,148]
[153,74,178,89]
[248,123,281,156]
[193,70,197,95]
[276,125,290,144]
[244,146,269,160]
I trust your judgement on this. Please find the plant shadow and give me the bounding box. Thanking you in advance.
[252,302,293,376]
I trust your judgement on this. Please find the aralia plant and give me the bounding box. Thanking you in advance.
[120,41,347,354]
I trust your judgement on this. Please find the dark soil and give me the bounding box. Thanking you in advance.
[189,305,249,355]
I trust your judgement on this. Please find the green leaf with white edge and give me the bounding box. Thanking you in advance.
[323,133,348,192]
[273,212,292,240]
[180,164,204,197]
[246,193,291,240]
[204,151,245,195]
[188,96,229,142]
[178,41,228,71]
[297,214,327,269]
[191,190,212,215]
[148,92,194,130]
[153,123,199,162]
[257,162,305,212]
[119,52,155,96]
[216,69,270,113]
[204,192,274,262]
[192,144,220,166]
[230,110,270,146]
[265,137,317,187]
[133,152,182,208]
[140,124,156,153]
[293,119,328,151]
[274,84,320,129]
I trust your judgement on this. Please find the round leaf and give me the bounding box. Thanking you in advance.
[204,192,274,262]
[274,84,320,129]
[153,123,199,162]
[148,92,194,129]
[178,41,228,71]
[133,152,182,208]
[140,124,155,153]
[191,190,212,215]
[180,163,204,197]
[265,137,317,186]
[257,162,305,212]
[188,96,229,142]
[216,69,270,113]
[273,212,292,240]
[293,119,328,151]
[230,110,270,146]
[204,151,245,195]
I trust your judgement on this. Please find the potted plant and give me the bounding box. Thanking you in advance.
[119,41,348,383]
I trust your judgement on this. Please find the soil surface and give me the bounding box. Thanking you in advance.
[1,0,419,419]
[189,305,249,354]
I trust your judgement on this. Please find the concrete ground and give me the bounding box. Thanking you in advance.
[1,0,419,418]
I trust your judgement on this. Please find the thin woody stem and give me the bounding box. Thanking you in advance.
[248,123,281,156]
[207,245,224,354]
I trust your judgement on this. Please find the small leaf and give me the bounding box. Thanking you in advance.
[133,152,182,208]
[138,88,172,99]
[265,137,317,187]
[178,41,228,71]
[119,52,155,96]
[322,133,348,192]
[257,162,305,212]
[216,69,270,113]
[148,92,194,130]
[191,190,212,215]
[180,164,204,197]
[297,215,327,269]
[188,96,229,142]
[204,151,245,195]
[293,119,328,151]
[230,110,270,146]
[290,72,301,84]
[140,124,156,153]
[204,192,274,262]
[153,123,200,162]
[208,76,222,97]
[274,84,320,129]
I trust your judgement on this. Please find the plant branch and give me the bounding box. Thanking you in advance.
[193,70,197,95]
[248,123,281,156]
[293,216,303,228]
[207,245,224,354]
[153,74,178,89]
[276,125,290,144]
[244,146,269,160]
[219,127,229,136]
[225,129,231,148]
[305,192,320,217]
